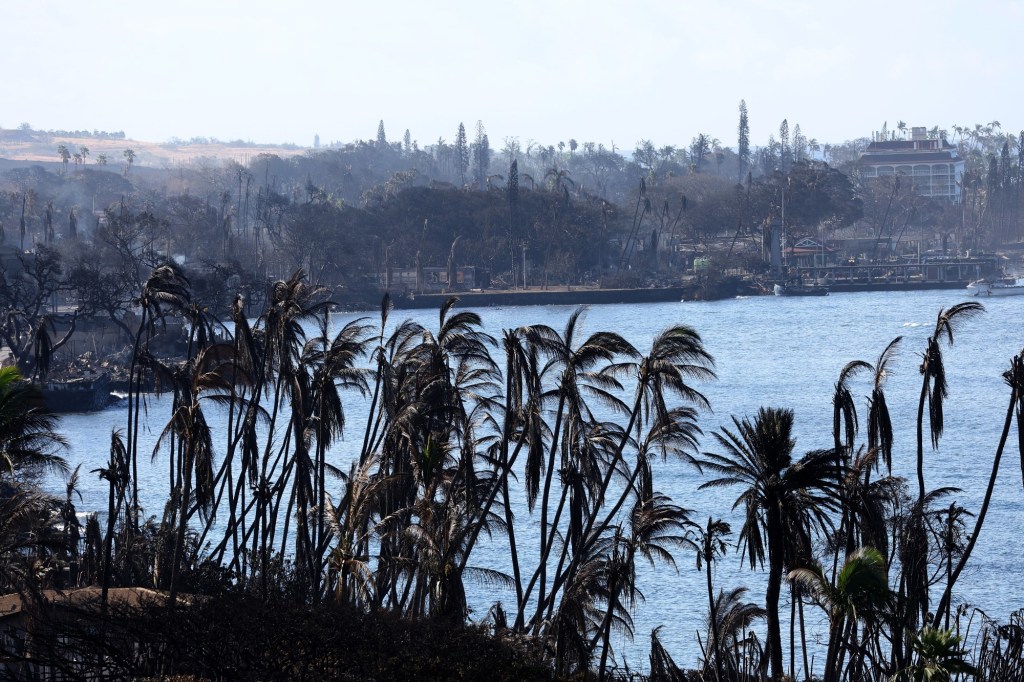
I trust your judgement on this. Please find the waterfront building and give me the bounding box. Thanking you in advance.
[857,127,964,201]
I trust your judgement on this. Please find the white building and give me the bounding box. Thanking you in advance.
[857,127,964,201]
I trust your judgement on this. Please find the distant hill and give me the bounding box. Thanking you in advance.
[0,128,308,169]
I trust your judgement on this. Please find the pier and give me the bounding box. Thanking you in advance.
[784,256,995,293]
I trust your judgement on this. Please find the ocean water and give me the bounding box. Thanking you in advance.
[50,289,1024,673]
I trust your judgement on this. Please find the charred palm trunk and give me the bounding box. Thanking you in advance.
[822,614,848,682]
[314,400,329,604]
[101,476,118,604]
[706,554,724,682]
[518,388,567,629]
[169,437,194,606]
[534,376,648,630]
[460,341,527,607]
[934,354,1022,626]
[596,541,626,682]
[126,308,149,532]
[915,362,931,504]
[766,505,785,680]
[789,589,797,680]
[799,593,810,680]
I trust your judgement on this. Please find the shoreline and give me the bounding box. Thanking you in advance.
[382,279,973,309]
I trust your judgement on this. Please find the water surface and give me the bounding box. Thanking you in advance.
[52,289,1024,671]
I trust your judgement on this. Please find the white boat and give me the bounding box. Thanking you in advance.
[966,277,1024,297]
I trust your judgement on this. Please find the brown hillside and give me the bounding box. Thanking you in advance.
[0,130,307,169]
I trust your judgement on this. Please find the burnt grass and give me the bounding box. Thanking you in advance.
[14,593,557,681]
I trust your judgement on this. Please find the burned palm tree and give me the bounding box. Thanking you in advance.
[901,303,983,635]
[413,301,501,619]
[831,358,872,573]
[300,317,373,602]
[915,303,984,503]
[533,322,713,674]
[514,307,638,629]
[199,294,263,579]
[841,447,904,566]
[454,327,537,610]
[705,586,767,680]
[251,270,330,593]
[649,626,687,682]
[362,298,500,617]
[832,340,901,569]
[126,263,193,528]
[973,609,1024,681]
[698,407,840,681]
[584,323,716,544]
[155,343,234,604]
[593,463,695,680]
[833,359,872,467]
[790,546,891,682]
[185,270,331,596]
[620,178,650,270]
[95,430,130,604]
[324,452,399,608]
[895,485,962,665]
[695,517,732,682]
[934,349,1024,627]
[868,336,903,475]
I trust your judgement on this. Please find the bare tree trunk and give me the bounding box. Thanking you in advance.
[934,369,1019,625]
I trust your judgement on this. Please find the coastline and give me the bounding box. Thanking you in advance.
[389,286,688,309]
[381,279,973,310]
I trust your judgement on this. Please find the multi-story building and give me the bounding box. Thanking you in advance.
[857,127,964,201]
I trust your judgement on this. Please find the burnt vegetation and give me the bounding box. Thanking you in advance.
[0,277,1022,679]
[2,118,1024,680]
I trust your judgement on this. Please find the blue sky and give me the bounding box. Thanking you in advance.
[3,0,1021,150]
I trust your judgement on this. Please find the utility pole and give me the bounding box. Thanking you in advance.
[781,179,787,269]
[522,244,527,289]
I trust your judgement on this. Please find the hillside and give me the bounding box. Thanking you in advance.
[0,128,307,169]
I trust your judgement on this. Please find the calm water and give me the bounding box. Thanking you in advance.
[52,289,1024,672]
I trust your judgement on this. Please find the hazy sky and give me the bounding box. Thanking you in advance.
[3,0,1021,150]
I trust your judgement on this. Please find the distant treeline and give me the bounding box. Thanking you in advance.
[165,135,302,149]
[0,116,1023,374]
[6,123,127,140]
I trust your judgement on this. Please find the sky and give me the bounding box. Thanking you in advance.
[2,0,1022,151]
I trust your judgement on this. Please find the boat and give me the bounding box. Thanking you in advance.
[966,277,1024,297]
[773,283,829,297]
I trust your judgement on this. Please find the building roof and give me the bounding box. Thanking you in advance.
[785,247,837,255]
[865,139,955,151]
[859,137,962,167]
[859,151,960,164]
[785,238,837,255]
